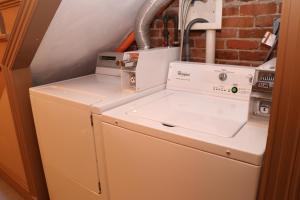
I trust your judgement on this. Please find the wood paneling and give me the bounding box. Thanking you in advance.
[0,0,20,34]
[258,0,300,199]
[0,0,61,199]
[0,88,27,189]
[0,0,18,97]
[0,0,25,193]
[0,69,4,97]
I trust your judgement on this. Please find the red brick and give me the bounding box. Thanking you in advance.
[190,48,206,59]
[223,17,254,28]
[240,3,277,16]
[225,0,235,2]
[190,30,206,38]
[227,40,259,50]
[150,29,161,37]
[239,51,268,61]
[216,50,238,60]
[168,29,175,38]
[189,38,195,48]
[279,3,282,13]
[167,20,175,28]
[170,0,179,7]
[148,0,281,67]
[194,38,206,48]
[223,6,239,16]
[216,60,262,67]
[239,28,272,38]
[216,29,238,38]
[190,58,206,63]
[216,40,225,49]
[150,38,163,48]
[154,20,163,29]
[256,15,278,27]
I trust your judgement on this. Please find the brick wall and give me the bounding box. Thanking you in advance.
[150,0,282,66]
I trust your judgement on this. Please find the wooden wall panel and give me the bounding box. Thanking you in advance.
[0,69,4,97]
[0,2,20,33]
[0,0,26,192]
[258,0,300,199]
[0,0,19,97]
[0,88,27,189]
[0,0,61,199]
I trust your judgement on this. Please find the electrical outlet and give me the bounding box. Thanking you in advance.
[179,0,223,30]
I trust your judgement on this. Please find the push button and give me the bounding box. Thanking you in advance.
[231,87,238,94]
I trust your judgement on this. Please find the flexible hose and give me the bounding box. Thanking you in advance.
[135,0,173,50]
[116,32,135,52]
[183,18,208,61]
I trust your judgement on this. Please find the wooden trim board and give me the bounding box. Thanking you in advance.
[0,68,4,97]
[258,0,300,199]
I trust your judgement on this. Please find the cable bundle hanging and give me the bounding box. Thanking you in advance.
[179,0,193,60]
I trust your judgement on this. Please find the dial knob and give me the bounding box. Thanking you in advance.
[219,73,228,81]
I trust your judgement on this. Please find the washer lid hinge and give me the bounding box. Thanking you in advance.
[98,181,102,194]
[90,114,94,126]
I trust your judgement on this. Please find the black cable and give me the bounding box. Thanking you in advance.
[183,18,208,61]
[163,15,169,46]
[162,14,179,47]
[172,15,179,46]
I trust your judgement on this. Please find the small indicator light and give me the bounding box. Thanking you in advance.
[231,87,238,94]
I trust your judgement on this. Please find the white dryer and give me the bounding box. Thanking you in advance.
[94,62,269,200]
[30,47,178,200]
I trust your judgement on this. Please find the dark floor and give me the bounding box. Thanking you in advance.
[0,179,23,200]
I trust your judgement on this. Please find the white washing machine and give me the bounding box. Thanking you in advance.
[30,48,179,200]
[94,62,269,200]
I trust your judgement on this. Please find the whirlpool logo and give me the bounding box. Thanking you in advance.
[177,71,191,77]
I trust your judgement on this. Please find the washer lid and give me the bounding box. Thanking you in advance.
[29,74,132,109]
[126,91,249,138]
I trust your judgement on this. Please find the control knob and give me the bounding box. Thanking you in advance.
[219,73,228,81]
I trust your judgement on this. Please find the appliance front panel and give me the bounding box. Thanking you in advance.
[100,122,261,200]
[30,95,105,199]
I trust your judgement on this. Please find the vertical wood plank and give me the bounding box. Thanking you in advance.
[258,0,300,199]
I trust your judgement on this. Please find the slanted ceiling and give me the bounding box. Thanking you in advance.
[30,0,146,85]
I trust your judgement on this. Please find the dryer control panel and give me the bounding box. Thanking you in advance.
[253,58,276,93]
[167,62,256,101]
[250,58,276,118]
[119,47,179,92]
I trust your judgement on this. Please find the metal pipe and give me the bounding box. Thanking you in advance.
[135,0,173,50]
[206,30,216,63]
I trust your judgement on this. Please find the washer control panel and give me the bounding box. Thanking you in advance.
[167,62,256,100]
[211,69,254,97]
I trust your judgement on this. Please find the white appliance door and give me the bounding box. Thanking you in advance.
[30,96,102,200]
[100,122,261,200]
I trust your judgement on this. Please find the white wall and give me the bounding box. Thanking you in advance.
[30,0,146,85]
